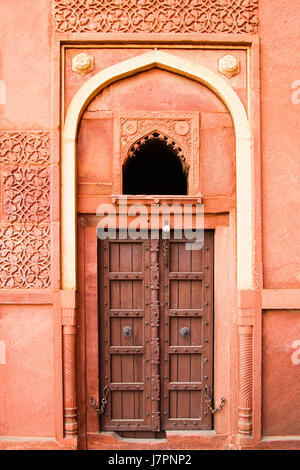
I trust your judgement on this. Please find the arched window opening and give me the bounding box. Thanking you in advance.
[122,135,188,195]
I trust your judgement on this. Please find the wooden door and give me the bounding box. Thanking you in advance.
[159,233,214,430]
[98,232,214,433]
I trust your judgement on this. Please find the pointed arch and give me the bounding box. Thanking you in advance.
[62,50,253,291]
[124,130,189,175]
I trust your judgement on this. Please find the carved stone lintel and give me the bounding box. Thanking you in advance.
[62,308,77,437]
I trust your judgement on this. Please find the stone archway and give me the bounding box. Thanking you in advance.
[62,49,253,291]
[61,49,256,441]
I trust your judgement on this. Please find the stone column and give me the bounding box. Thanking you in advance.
[61,292,77,438]
[238,324,253,435]
[237,290,258,437]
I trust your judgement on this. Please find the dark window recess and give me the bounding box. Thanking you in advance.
[122,138,187,195]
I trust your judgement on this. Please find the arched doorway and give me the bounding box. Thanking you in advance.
[122,134,188,195]
[62,50,257,446]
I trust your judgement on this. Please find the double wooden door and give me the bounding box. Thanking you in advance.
[98,231,214,433]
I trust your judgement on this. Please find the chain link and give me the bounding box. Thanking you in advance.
[204,385,225,414]
[90,386,110,415]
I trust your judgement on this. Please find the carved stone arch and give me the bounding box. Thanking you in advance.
[63,50,253,290]
[124,130,190,176]
[116,112,200,195]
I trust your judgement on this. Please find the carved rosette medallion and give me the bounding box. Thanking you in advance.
[115,112,200,195]
[218,54,240,78]
[72,53,94,76]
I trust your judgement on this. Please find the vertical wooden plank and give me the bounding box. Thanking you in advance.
[120,280,133,309]
[169,317,178,346]
[191,247,202,272]
[122,391,135,419]
[132,243,142,272]
[132,280,143,309]
[190,354,202,382]
[169,280,178,309]
[119,243,132,272]
[190,391,202,419]
[133,355,143,382]
[169,391,177,419]
[178,242,191,272]
[190,317,202,346]
[109,242,120,272]
[111,391,122,419]
[177,391,189,418]
[111,354,122,383]
[110,281,120,309]
[110,318,121,346]
[169,241,179,272]
[133,318,143,346]
[178,280,190,309]
[191,280,202,309]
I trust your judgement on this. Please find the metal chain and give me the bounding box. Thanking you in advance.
[204,385,225,414]
[90,386,110,415]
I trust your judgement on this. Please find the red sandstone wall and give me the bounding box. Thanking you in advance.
[259,1,300,436]
[0,0,56,438]
[260,1,300,289]
[0,0,299,442]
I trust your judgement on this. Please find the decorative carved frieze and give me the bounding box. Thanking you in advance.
[0,224,51,288]
[115,112,200,195]
[2,166,50,223]
[54,0,258,34]
[0,132,50,164]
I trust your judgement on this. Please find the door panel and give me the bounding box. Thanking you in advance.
[99,232,214,432]
[99,238,154,432]
[160,232,213,430]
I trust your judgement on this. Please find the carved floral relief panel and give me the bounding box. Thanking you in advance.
[0,132,52,289]
[0,224,51,289]
[114,112,200,195]
[0,132,50,165]
[2,166,50,223]
[54,0,258,34]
